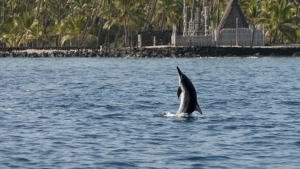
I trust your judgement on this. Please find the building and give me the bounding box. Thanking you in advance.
[172,0,214,46]
[171,0,265,47]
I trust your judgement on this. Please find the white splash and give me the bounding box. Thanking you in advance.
[176,112,191,117]
[162,112,201,118]
[164,112,177,117]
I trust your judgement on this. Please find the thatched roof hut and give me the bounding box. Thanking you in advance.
[217,0,249,33]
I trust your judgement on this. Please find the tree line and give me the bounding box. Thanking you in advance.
[0,0,299,48]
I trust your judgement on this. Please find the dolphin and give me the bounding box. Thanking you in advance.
[176,66,202,116]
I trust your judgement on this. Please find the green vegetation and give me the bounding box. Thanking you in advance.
[0,0,299,48]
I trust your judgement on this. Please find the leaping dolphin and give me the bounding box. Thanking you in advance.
[176,66,202,116]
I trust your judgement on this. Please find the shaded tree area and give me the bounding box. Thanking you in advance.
[0,0,300,48]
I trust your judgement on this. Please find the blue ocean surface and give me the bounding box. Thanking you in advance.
[0,57,300,169]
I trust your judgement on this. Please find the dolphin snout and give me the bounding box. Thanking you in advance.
[177,66,182,76]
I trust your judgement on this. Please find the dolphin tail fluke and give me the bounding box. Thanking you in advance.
[195,102,202,114]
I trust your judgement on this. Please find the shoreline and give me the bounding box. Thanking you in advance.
[1,46,300,58]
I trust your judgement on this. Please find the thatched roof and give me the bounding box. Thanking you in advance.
[217,0,249,33]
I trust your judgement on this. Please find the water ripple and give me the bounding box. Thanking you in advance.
[0,58,300,168]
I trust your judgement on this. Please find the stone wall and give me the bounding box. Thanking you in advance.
[1,46,300,58]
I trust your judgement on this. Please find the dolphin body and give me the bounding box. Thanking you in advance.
[176,67,202,116]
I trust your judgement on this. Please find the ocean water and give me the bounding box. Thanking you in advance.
[0,57,299,169]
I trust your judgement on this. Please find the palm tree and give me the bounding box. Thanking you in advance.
[61,14,97,47]
[36,0,54,46]
[152,0,182,30]
[78,0,102,46]
[47,0,66,46]
[101,0,112,47]
[102,0,146,47]
[1,15,22,47]
[26,22,44,46]
[61,15,85,46]
[258,0,299,43]
[72,0,92,15]
[210,0,227,28]
[243,0,261,47]
[48,19,65,46]
[0,10,37,47]
[143,0,157,30]
[56,0,61,46]
[35,0,41,19]
[2,0,5,24]
[291,0,300,42]
[18,11,39,46]
[96,0,105,46]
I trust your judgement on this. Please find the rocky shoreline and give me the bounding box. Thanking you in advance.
[1,46,300,58]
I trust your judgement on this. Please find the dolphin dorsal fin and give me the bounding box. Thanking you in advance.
[195,102,202,114]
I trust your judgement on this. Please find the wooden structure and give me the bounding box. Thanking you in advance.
[171,0,265,47]
[172,0,214,47]
[216,0,265,46]
[138,0,265,47]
